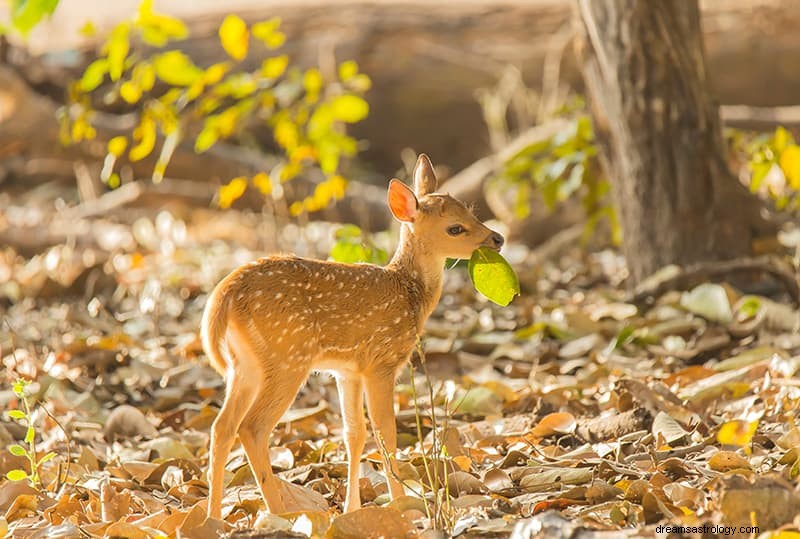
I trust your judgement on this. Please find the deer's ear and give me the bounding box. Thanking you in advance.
[388,179,418,222]
[413,153,437,196]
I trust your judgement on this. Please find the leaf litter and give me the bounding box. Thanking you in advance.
[1,186,800,538]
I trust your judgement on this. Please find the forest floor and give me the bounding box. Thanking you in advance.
[1,182,800,539]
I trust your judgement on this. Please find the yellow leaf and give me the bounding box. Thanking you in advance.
[79,59,108,92]
[252,172,271,195]
[349,73,372,92]
[194,119,218,153]
[274,119,299,150]
[133,62,155,92]
[107,136,128,157]
[106,22,131,81]
[252,17,284,49]
[708,450,751,472]
[80,20,96,37]
[290,145,316,163]
[203,62,230,85]
[219,15,249,61]
[119,81,141,103]
[219,177,248,208]
[137,0,188,45]
[779,145,800,189]
[529,412,577,439]
[338,60,358,81]
[261,55,288,79]
[775,126,791,152]
[330,95,369,123]
[717,419,758,448]
[280,162,302,182]
[153,50,202,86]
[328,175,347,199]
[303,68,323,97]
[129,116,156,162]
[452,455,472,472]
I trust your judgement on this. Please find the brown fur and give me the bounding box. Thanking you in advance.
[201,154,503,517]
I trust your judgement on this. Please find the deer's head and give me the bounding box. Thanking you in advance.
[388,154,504,260]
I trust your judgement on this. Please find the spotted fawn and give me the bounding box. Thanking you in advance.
[201,154,504,517]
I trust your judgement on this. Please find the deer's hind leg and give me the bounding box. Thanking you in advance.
[207,366,259,519]
[238,354,310,514]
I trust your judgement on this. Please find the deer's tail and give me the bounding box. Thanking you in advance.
[201,283,231,377]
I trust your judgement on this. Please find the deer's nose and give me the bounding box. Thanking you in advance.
[488,232,504,250]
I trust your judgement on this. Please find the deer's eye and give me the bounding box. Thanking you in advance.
[447,225,465,236]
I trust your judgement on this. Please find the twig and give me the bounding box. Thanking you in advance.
[59,181,144,220]
[721,104,800,128]
[626,256,800,307]
[40,404,73,493]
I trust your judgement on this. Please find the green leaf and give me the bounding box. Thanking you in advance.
[24,426,34,444]
[219,14,249,61]
[468,247,519,306]
[152,50,202,86]
[10,0,58,36]
[7,410,25,420]
[12,380,27,397]
[8,444,26,457]
[79,58,109,92]
[749,161,771,193]
[330,95,369,123]
[6,469,28,482]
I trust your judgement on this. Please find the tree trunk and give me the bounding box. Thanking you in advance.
[575,0,763,285]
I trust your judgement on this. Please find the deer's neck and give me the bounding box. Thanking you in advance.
[388,224,445,322]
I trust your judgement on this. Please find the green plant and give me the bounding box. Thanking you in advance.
[737,126,800,212]
[0,0,59,37]
[6,379,56,489]
[328,225,389,265]
[491,113,620,244]
[61,0,370,215]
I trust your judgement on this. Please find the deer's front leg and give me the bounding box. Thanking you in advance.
[364,371,404,500]
[336,374,366,513]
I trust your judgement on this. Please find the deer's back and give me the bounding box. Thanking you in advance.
[216,255,422,374]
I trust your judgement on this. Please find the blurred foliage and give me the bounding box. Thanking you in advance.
[491,109,621,245]
[328,224,388,265]
[0,0,58,36]
[60,0,371,215]
[733,126,800,212]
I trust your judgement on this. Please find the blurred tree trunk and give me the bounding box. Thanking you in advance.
[575,0,764,285]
